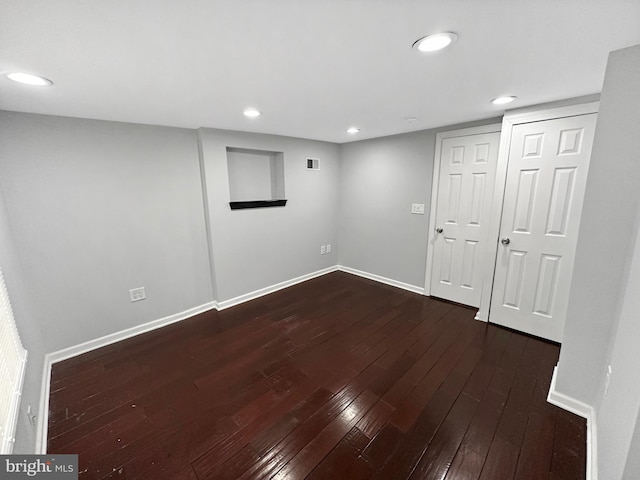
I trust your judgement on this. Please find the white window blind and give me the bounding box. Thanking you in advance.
[0,266,27,454]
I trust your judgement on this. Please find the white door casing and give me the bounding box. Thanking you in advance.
[425,125,501,308]
[488,109,598,342]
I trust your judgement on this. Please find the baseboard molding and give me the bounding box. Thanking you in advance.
[548,366,598,480]
[35,300,217,453]
[338,265,425,295]
[47,301,218,365]
[474,312,487,322]
[217,266,339,310]
[547,366,592,418]
[35,265,426,453]
[587,411,598,480]
[36,356,51,454]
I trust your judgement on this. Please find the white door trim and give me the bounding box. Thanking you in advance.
[424,123,502,301]
[476,102,600,323]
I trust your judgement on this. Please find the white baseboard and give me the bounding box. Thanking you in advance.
[474,312,487,322]
[46,301,218,365]
[548,366,598,480]
[35,300,217,453]
[36,356,51,454]
[337,266,424,295]
[547,366,592,418]
[587,412,598,480]
[217,266,339,310]
[34,265,425,454]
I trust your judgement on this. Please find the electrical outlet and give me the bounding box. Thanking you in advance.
[129,287,146,302]
[411,203,425,215]
[320,245,326,255]
[326,244,331,254]
[26,405,36,428]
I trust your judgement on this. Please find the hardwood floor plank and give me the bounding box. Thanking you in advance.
[355,398,395,440]
[514,412,557,480]
[478,436,520,480]
[389,317,481,432]
[270,389,378,479]
[408,421,466,479]
[202,444,260,480]
[459,387,507,459]
[445,444,485,480]
[305,426,370,480]
[45,272,586,480]
[359,423,405,473]
[550,413,587,480]
[232,374,380,479]
[189,377,323,477]
[376,389,458,479]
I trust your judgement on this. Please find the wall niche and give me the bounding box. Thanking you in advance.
[226,147,286,210]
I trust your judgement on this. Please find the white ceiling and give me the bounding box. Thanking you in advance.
[1,0,639,143]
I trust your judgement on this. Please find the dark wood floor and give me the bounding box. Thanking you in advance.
[48,272,586,480]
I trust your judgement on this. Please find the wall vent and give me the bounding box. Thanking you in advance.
[306,158,320,170]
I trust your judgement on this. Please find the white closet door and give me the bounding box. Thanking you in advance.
[489,113,597,342]
[430,132,500,307]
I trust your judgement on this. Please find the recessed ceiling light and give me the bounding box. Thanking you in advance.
[491,96,517,105]
[243,108,261,118]
[347,127,360,134]
[412,32,458,52]
[6,72,53,86]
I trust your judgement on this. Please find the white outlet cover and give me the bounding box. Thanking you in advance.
[129,287,146,302]
[411,203,425,215]
[326,244,332,253]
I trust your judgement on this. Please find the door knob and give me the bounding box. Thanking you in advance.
[501,237,511,246]
[436,227,443,234]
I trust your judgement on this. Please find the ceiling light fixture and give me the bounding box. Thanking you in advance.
[6,72,53,86]
[412,32,458,52]
[491,96,517,105]
[243,108,261,118]
[347,127,360,134]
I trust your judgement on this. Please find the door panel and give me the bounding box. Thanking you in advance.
[430,132,500,307]
[503,249,527,309]
[489,114,597,342]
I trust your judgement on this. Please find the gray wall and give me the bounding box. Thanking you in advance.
[0,184,46,452]
[555,44,640,479]
[338,118,501,289]
[601,209,640,479]
[198,128,340,302]
[0,55,625,461]
[0,111,215,452]
[338,130,435,287]
[0,112,213,352]
[623,407,640,479]
[0,112,342,453]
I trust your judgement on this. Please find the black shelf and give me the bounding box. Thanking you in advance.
[229,199,287,210]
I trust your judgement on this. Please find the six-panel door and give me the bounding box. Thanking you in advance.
[431,132,500,307]
[489,114,598,342]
